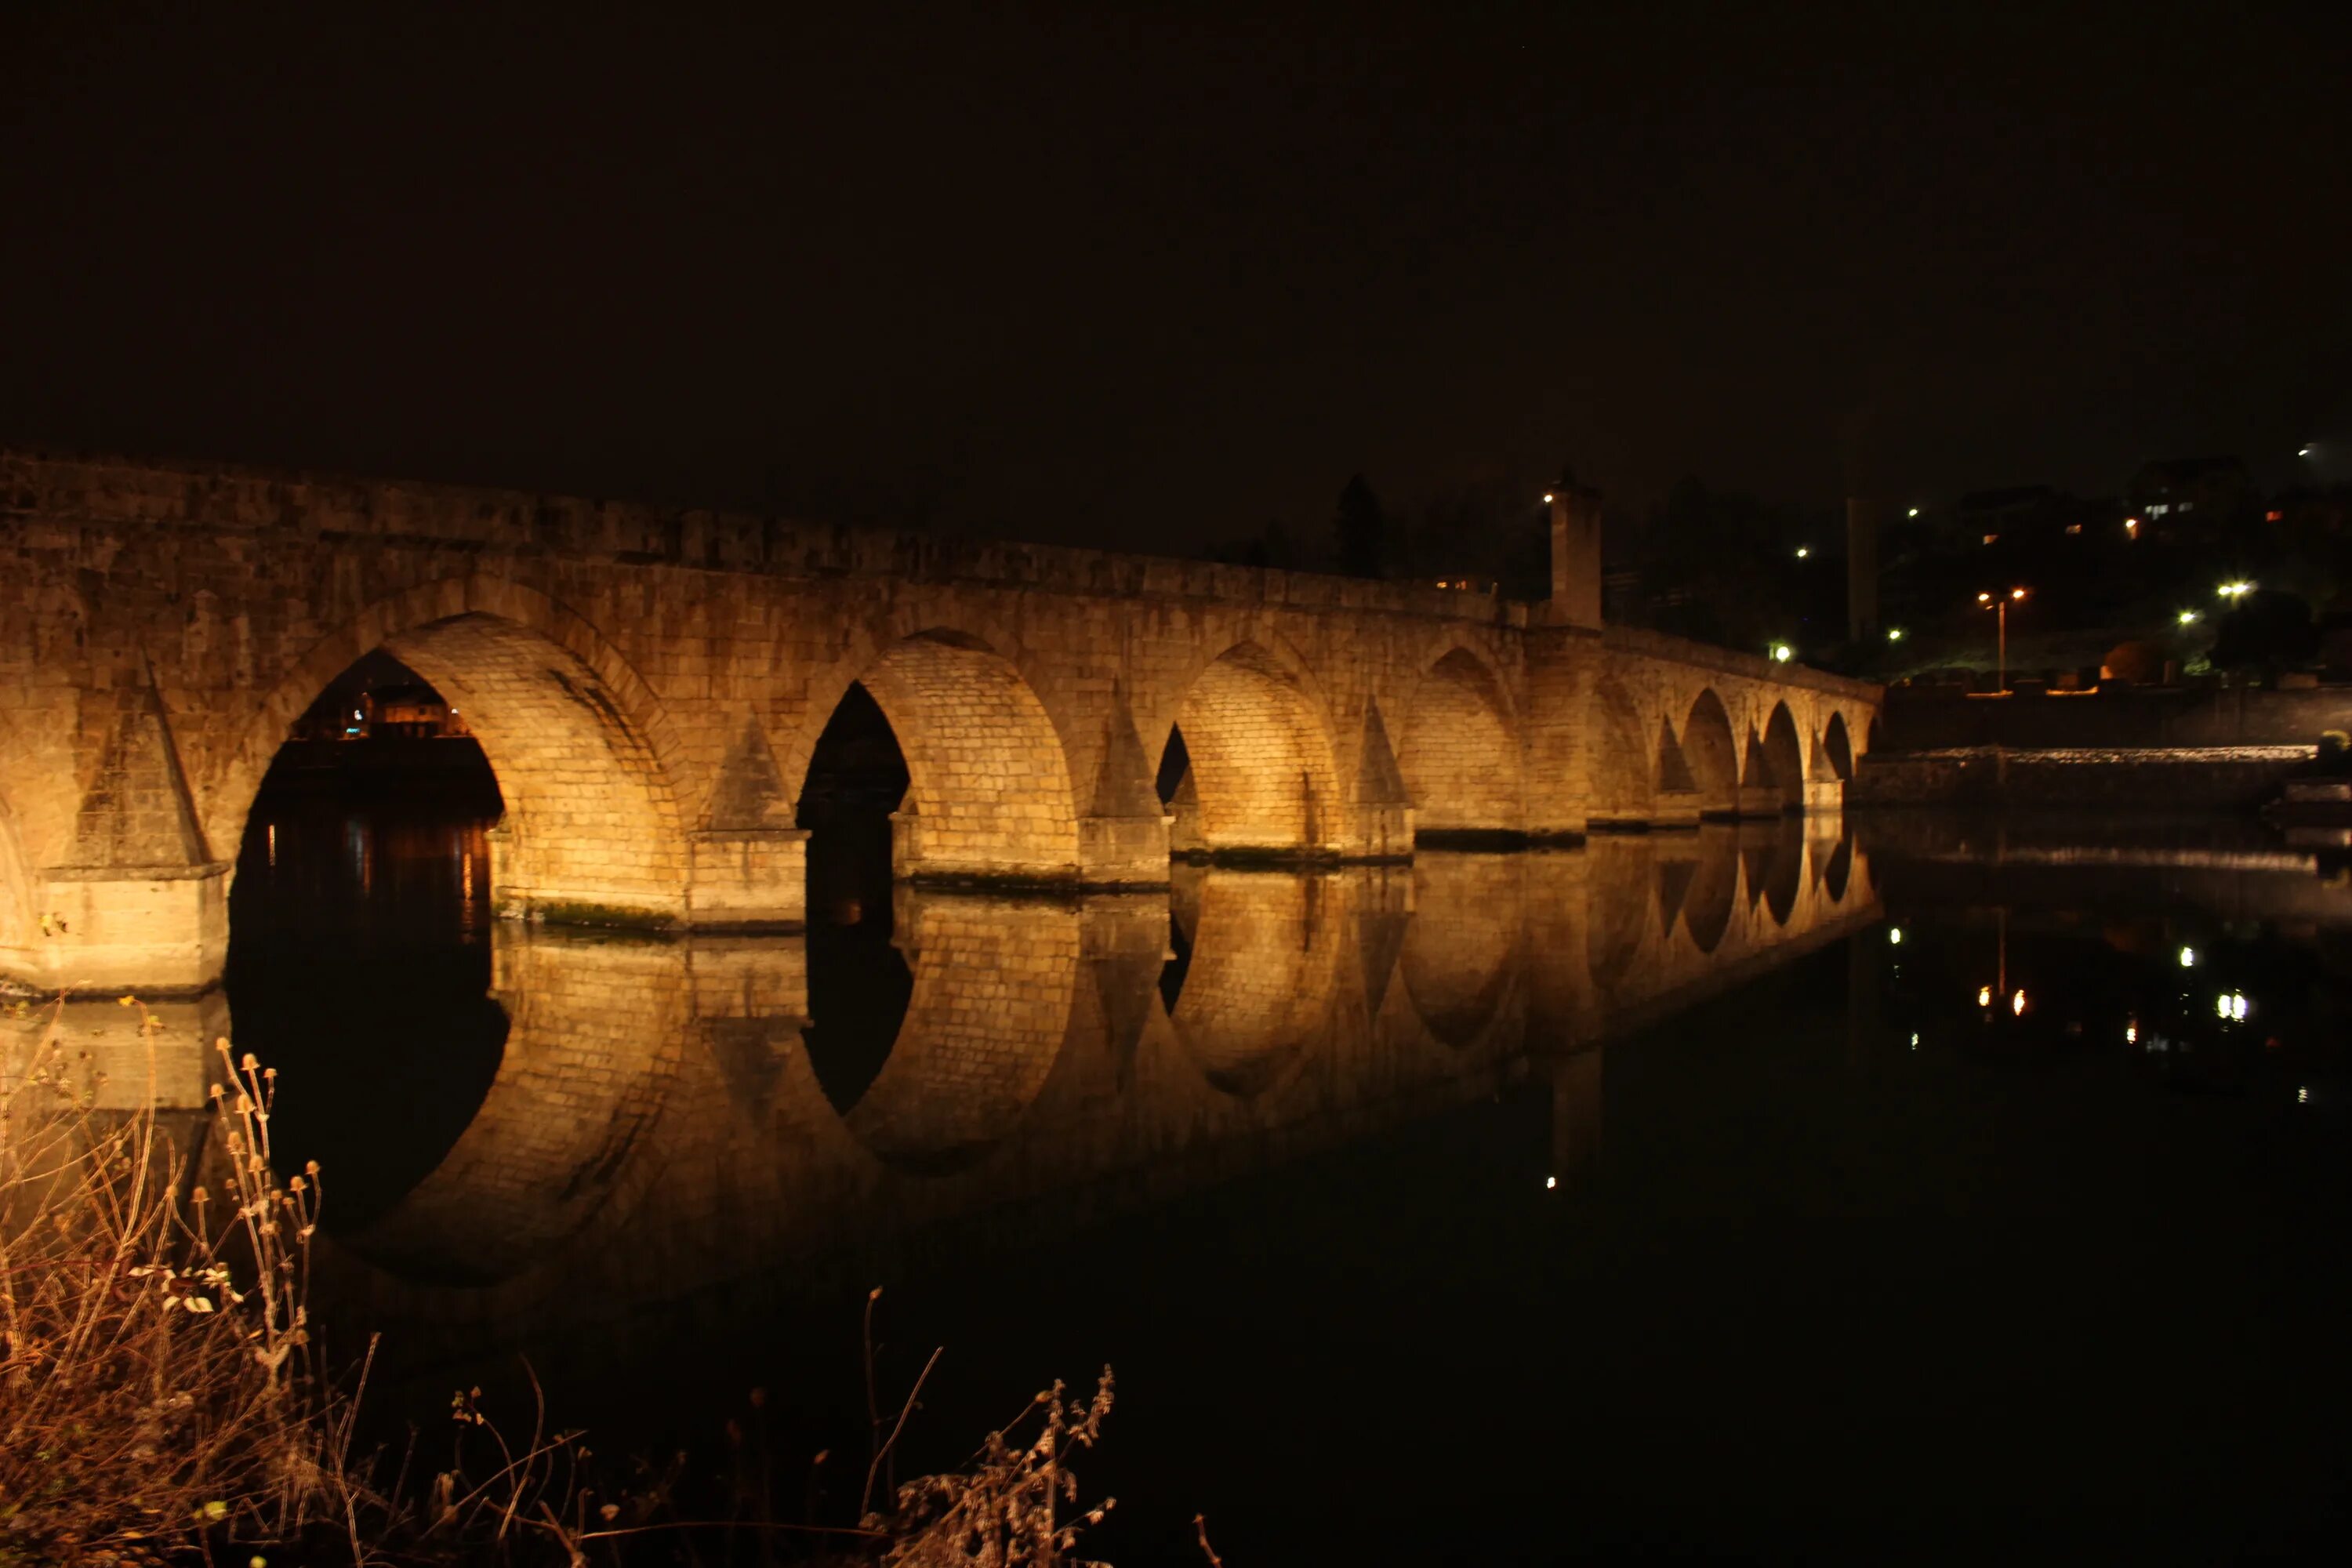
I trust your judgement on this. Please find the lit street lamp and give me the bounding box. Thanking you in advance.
[2217,580,2254,601]
[1976,586,2027,693]
[1769,642,1794,663]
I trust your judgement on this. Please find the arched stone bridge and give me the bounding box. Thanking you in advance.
[0,452,1880,993]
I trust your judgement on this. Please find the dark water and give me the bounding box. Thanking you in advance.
[215,791,2352,1562]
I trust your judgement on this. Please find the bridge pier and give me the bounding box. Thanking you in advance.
[13,862,229,996]
[686,827,810,930]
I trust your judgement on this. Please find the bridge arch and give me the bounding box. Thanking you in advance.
[216,579,694,926]
[1821,710,1856,781]
[1163,640,1345,857]
[1680,690,1740,818]
[1398,647,1523,840]
[803,630,1082,883]
[1760,701,1806,812]
[1586,677,1656,825]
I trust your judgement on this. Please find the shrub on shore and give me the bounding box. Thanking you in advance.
[1,1006,1122,1566]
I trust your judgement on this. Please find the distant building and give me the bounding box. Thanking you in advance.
[365,683,470,739]
[1955,484,2070,547]
[2125,456,2256,538]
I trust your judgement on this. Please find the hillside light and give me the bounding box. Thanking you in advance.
[2218,580,2254,599]
[2125,517,2140,539]
[1887,626,1906,642]
[1795,546,1809,559]
[1889,927,1903,945]
[1907,506,1921,518]
[2299,446,2314,459]
[1769,642,1794,662]
[2179,946,2198,968]
[2179,609,2200,625]
[1541,492,1555,504]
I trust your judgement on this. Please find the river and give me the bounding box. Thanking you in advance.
[132,789,2346,1559]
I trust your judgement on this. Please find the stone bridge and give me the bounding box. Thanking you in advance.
[0,452,1881,993]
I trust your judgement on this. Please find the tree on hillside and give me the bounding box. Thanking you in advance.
[2208,588,2320,676]
[1333,474,1391,579]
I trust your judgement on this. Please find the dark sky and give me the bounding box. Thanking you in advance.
[4,3,2347,550]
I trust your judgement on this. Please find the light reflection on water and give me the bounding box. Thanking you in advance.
[59,799,2337,1559]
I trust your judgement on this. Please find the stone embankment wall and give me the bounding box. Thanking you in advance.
[1881,684,2352,750]
[1851,683,2349,811]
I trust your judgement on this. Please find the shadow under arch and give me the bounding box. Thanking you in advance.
[1167,871,1342,1096]
[1681,690,1740,818]
[1822,710,1856,781]
[830,630,1083,883]
[212,581,693,925]
[1679,825,1740,953]
[1761,702,1806,812]
[1398,648,1524,841]
[336,929,691,1287]
[1401,854,1522,1047]
[832,894,1080,1174]
[1167,641,1345,857]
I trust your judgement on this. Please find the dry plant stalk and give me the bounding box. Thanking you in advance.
[876,1370,1116,1568]
[0,1005,358,1563]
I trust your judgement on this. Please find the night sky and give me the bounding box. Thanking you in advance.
[4,4,2347,550]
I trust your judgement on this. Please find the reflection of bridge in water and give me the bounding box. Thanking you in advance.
[17,823,1880,1367]
[232,823,1875,1362]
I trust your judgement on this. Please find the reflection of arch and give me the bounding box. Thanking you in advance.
[1402,855,1520,1046]
[214,580,692,924]
[340,931,688,1286]
[1750,822,1803,925]
[840,897,1078,1173]
[1171,643,1344,855]
[1399,648,1524,840]
[1680,826,1739,953]
[1822,712,1855,781]
[1821,837,1853,904]
[1761,702,1805,811]
[848,632,1081,881]
[1583,838,1654,989]
[1168,872,1340,1095]
[1680,691,1739,818]
[1586,677,1655,824]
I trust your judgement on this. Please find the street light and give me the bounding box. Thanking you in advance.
[2218,580,2255,600]
[1769,642,1794,662]
[1907,506,1921,518]
[1886,626,1905,643]
[1977,586,2027,693]
[1795,546,1809,559]
[2178,609,2200,625]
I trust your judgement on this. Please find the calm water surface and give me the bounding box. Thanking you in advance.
[205,793,2351,1561]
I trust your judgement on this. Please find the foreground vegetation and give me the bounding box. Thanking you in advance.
[0,1005,1122,1566]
